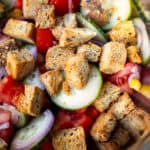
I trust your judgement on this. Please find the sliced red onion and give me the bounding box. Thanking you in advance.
[24,68,45,90]
[131,91,150,113]
[0,104,25,127]
[135,26,143,48]
[23,45,38,60]
[11,109,54,150]
[0,34,9,44]
[90,39,105,47]
[0,67,7,80]
[0,122,10,130]
[128,65,141,84]
[141,67,150,85]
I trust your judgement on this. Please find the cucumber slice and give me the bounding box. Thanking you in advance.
[102,0,132,30]
[76,13,108,43]
[11,110,54,150]
[51,66,103,110]
[133,18,150,65]
[0,104,27,128]
[132,0,150,21]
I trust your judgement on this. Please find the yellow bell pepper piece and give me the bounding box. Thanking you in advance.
[140,85,150,99]
[129,79,142,91]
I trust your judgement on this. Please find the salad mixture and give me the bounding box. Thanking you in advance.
[0,0,150,149]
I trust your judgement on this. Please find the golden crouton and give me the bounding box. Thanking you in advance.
[110,93,135,120]
[108,21,137,46]
[0,138,7,150]
[52,127,86,150]
[23,0,48,19]
[3,19,35,44]
[127,46,142,64]
[64,53,90,89]
[45,46,75,70]
[81,0,108,26]
[62,81,71,95]
[112,126,130,146]
[16,85,44,116]
[90,112,117,142]
[0,38,18,66]
[77,42,102,62]
[99,42,127,74]
[36,4,55,28]
[59,28,96,47]
[40,70,63,96]
[93,82,121,112]
[97,141,119,150]
[121,108,150,140]
[52,14,77,40]
[6,49,35,81]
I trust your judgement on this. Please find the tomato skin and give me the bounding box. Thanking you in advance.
[53,110,93,133]
[50,0,80,15]
[36,28,55,53]
[15,0,23,9]
[86,106,99,121]
[0,75,24,105]
[40,140,54,150]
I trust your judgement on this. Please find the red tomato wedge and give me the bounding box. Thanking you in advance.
[40,140,54,150]
[50,0,80,15]
[0,76,24,105]
[53,110,93,133]
[15,0,23,9]
[36,28,55,54]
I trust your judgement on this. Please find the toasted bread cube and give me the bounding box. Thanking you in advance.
[63,13,77,28]
[112,126,130,146]
[3,19,35,44]
[81,0,108,26]
[52,127,86,150]
[93,82,121,112]
[6,49,34,81]
[62,81,71,95]
[16,85,44,116]
[127,46,142,64]
[0,138,7,150]
[110,93,135,120]
[46,46,75,70]
[59,28,96,47]
[36,4,55,28]
[52,17,64,40]
[90,112,117,142]
[121,108,150,140]
[40,70,63,96]
[64,53,90,89]
[77,42,102,62]
[108,21,137,45]
[99,42,127,74]
[97,141,119,150]
[0,38,18,66]
[52,14,77,40]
